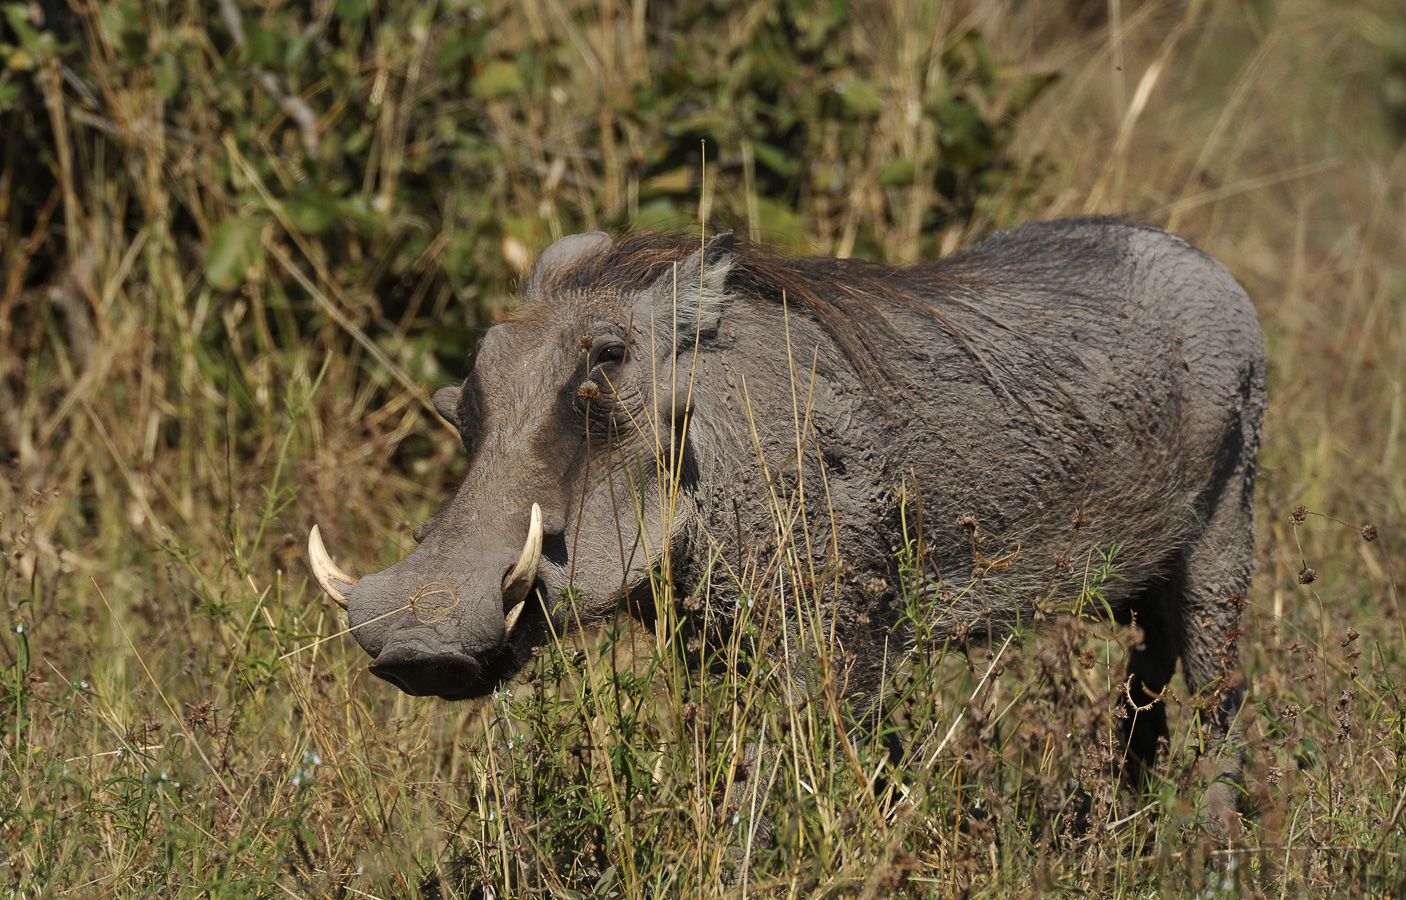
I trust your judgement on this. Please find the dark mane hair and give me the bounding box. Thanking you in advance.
[545,231,988,390]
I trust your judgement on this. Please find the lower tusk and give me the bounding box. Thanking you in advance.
[502,503,543,605]
[504,600,526,639]
[308,525,357,610]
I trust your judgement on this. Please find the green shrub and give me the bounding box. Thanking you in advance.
[1,0,1049,391]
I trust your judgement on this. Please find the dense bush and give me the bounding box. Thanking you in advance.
[1,0,1048,385]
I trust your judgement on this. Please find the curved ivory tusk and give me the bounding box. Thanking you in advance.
[502,503,542,605]
[503,600,526,639]
[308,525,357,610]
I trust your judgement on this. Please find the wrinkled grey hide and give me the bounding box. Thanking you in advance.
[325,217,1264,787]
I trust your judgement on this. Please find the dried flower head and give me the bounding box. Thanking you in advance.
[1362,523,1378,542]
[957,513,977,533]
[1291,504,1308,525]
[577,380,601,402]
[577,334,594,350]
[1072,509,1089,529]
[1297,567,1317,585]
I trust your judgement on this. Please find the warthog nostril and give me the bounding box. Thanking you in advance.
[369,646,481,699]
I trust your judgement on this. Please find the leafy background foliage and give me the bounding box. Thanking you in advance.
[2,0,1406,896]
[3,0,1048,390]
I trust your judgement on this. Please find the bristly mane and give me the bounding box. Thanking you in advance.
[542,231,992,391]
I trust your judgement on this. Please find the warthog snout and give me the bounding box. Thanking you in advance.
[368,645,483,699]
[309,505,545,698]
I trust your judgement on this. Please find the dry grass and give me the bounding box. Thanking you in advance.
[2,0,1406,896]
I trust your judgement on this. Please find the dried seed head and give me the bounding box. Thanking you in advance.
[1072,509,1089,530]
[867,577,888,596]
[1341,627,1359,647]
[1228,591,1246,610]
[1362,524,1378,542]
[577,334,594,350]
[577,380,601,402]
[1291,504,1308,525]
[1297,567,1317,585]
[957,513,977,533]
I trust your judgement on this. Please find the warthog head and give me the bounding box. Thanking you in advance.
[310,231,735,699]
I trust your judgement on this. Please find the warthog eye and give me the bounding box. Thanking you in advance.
[591,341,625,369]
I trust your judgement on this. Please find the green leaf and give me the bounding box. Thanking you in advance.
[242,19,275,67]
[0,79,27,109]
[751,141,799,178]
[592,864,619,897]
[154,51,180,99]
[879,158,916,187]
[833,76,885,118]
[634,198,682,231]
[284,193,336,235]
[753,197,799,244]
[471,60,524,100]
[204,218,263,292]
[2,4,56,58]
[334,0,368,24]
[435,29,479,71]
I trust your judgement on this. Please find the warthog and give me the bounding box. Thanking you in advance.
[310,216,1264,819]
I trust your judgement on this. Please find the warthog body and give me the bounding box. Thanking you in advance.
[312,217,1264,794]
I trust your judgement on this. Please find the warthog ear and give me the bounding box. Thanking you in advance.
[432,385,462,428]
[645,231,734,350]
[523,232,613,303]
